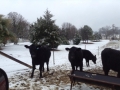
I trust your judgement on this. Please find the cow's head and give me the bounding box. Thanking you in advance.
[92,55,97,64]
[65,47,82,60]
[25,44,39,58]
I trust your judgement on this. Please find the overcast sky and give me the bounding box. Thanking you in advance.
[1,0,120,31]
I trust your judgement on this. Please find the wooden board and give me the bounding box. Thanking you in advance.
[0,51,32,68]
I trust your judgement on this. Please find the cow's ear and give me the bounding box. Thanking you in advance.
[24,45,30,48]
[65,48,70,51]
[77,48,81,51]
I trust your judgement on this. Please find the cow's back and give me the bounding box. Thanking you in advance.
[82,49,93,58]
[101,48,120,71]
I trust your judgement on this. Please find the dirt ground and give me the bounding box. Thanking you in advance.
[9,67,118,90]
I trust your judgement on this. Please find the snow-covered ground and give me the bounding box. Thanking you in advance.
[0,40,119,90]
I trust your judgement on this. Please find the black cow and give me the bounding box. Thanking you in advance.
[25,44,51,78]
[65,47,83,71]
[101,48,120,78]
[82,49,96,67]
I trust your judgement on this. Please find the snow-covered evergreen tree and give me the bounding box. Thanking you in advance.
[73,33,81,45]
[30,9,61,48]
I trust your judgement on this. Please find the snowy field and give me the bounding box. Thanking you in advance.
[0,40,119,90]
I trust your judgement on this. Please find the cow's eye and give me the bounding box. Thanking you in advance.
[37,48,39,50]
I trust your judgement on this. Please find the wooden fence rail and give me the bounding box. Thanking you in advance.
[0,51,32,68]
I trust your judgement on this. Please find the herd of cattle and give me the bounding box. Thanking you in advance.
[24,44,120,78]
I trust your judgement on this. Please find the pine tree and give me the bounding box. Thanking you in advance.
[73,33,81,45]
[0,15,16,47]
[30,9,61,48]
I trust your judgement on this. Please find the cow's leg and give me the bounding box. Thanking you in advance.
[75,66,78,70]
[71,65,75,75]
[86,59,89,67]
[85,59,87,66]
[80,62,83,71]
[103,66,109,76]
[88,60,90,67]
[39,64,44,78]
[88,62,90,67]
[71,64,75,71]
[86,62,88,67]
[31,64,36,78]
[46,61,49,71]
[42,63,44,72]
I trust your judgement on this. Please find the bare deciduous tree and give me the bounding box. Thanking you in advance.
[99,26,111,39]
[7,12,30,40]
[62,22,77,40]
[99,24,120,40]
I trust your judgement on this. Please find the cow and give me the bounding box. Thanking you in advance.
[82,49,96,67]
[65,47,83,71]
[24,44,51,78]
[101,48,120,78]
